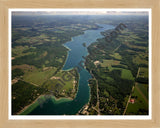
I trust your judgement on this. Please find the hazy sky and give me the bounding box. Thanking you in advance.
[12,10,149,16]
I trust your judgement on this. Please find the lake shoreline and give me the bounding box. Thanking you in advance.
[24,24,114,115]
[19,94,74,115]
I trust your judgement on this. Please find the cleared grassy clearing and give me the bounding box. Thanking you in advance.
[137,83,148,100]
[56,58,63,63]
[23,67,57,86]
[121,69,134,80]
[104,90,109,97]
[110,53,122,60]
[107,66,134,81]
[106,77,114,83]
[138,67,148,78]
[12,46,37,58]
[101,59,120,67]
[12,64,37,72]
[15,34,50,44]
[123,42,146,50]
[12,45,30,55]
[133,56,148,65]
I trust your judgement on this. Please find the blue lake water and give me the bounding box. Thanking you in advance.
[27,24,114,115]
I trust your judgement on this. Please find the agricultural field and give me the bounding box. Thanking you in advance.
[23,67,57,86]
[110,53,122,60]
[126,83,148,115]
[100,59,120,67]
[133,56,148,65]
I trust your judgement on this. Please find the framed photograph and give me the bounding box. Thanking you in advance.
[0,0,160,127]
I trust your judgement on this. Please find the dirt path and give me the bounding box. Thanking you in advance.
[90,70,100,115]
[136,67,140,78]
[113,44,121,53]
[95,78,100,115]
[92,106,99,113]
[20,79,40,87]
[123,85,135,115]
[135,66,148,103]
[123,67,140,115]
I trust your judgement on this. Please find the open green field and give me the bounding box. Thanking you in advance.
[107,66,134,81]
[121,69,135,80]
[137,83,148,100]
[126,84,148,115]
[23,67,57,86]
[110,53,122,60]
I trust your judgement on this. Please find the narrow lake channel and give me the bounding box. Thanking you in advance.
[24,24,114,115]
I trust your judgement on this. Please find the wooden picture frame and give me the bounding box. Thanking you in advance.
[0,0,160,127]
